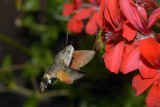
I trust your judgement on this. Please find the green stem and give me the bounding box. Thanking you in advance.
[8,81,69,99]
[0,33,32,55]
[0,64,45,72]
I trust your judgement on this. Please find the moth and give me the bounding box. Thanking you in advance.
[40,45,95,92]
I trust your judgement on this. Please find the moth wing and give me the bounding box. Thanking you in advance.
[56,70,73,84]
[70,50,95,70]
[64,66,86,81]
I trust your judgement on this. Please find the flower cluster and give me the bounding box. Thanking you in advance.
[62,0,101,35]
[63,0,160,106]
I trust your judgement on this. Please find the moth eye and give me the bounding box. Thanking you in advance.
[61,59,65,63]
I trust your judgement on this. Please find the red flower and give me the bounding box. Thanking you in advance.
[100,0,123,33]
[104,39,140,74]
[67,8,96,33]
[100,0,137,41]
[100,0,121,31]
[63,0,101,35]
[132,38,160,107]
[119,0,151,35]
[101,0,160,75]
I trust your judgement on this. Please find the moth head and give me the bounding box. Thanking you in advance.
[60,45,74,66]
[64,45,74,58]
[40,74,52,93]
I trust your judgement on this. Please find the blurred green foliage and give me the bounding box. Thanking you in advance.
[0,0,149,107]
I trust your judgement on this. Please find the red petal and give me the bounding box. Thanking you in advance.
[105,0,119,28]
[97,12,102,28]
[146,80,160,107]
[75,8,96,21]
[120,41,140,74]
[104,40,125,74]
[157,44,160,59]
[62,3,74,16]
[72,0,83,9]
[100,0,106,22]
[67,15,83,33]
[139,56,157,79]
[100,0,123,32]
[119,0,151,35]
[132,74,158,96]
[85,12,99,35]
[100,0,106,17]
[104,40,113,53]
[100,0,111,32]
[122,23,137,41]
[102,0,122,31]
[140,37,159,67]
[148,8,160,28]
[137,6,147,21]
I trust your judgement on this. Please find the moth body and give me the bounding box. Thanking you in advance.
[40,45,74,92]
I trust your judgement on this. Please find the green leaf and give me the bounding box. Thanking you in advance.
[23,0,40,12]
[2,55,12,68]
[0,55,13,83]
[21,15,47,33]
[41,26,59,45]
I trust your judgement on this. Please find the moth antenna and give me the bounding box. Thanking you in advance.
[66,32,69,47]
[52,79,58,85]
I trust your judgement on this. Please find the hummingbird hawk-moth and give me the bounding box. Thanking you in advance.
[40,45,95,92]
